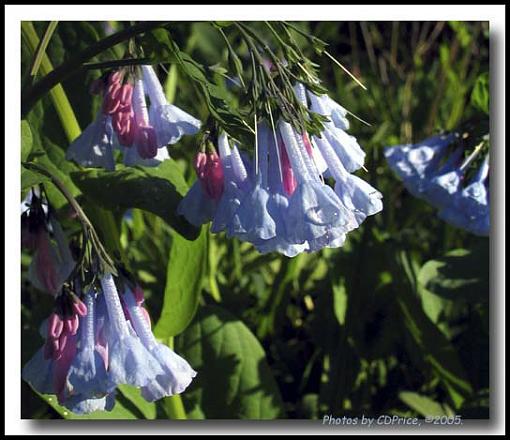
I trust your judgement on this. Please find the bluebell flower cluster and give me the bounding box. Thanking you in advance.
[385,134,490,236]
[178,85,383,256]
[22,274,196,414]
[66,65,201,171]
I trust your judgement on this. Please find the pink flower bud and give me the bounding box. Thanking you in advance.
[194,152,207,176]
[55,332,68,359]
[102,82,122,115]
[112,110,125,133]
[136,125,158,159]
[65,314,80,336]
[118,84,133,109]
[195,151,224,200]
[108,71,122,85]
[278,140,297,196]
[72,298,88,317]
[48,313,64,339]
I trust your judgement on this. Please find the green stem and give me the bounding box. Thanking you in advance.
[164,395,188,420]
[21,21,81,141]
[21,20,169,116]
[29,21,58,77]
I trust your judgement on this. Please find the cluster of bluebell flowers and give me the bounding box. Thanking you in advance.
[66,65,201,170]
[22,273,197,414]
[385,134,490,236]
[178,84,383,256]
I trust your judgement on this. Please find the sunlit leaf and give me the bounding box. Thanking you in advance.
[71,160,200,240]
[176,305,285,419]
[399,391,449,417]
[153,227,207,339]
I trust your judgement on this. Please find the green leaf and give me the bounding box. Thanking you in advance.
[21,165,49,191]
[399,391,449,417]
[417,245,489,303]
[117,385,157,419]
[70,160,200,240]
[153,228,207,339]
[34,391,139,419]
[176,305,285,419]
[470,72,489,115]
[21,120,33,162]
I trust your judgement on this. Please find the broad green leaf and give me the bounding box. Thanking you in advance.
[34,391,139,419]
[70,160,200,240]
[418,245,489,303]
[399,391,449,417]
[176,305,285,419]
[117,385,157,419]
[21,120,33,162]
[153,228,207,339]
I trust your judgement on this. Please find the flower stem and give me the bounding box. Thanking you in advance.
[21,21,81,141]
[29,21,59,77]
[164,395,188,420]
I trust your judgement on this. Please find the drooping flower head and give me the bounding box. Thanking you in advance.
[23,271,197,415]
[177,82,383,256]
[385,133,490,236]
[67,65,201,170]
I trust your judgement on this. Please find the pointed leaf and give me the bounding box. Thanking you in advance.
[153,227,207,339]
[176,305,285,419]
[399,391,449,417]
